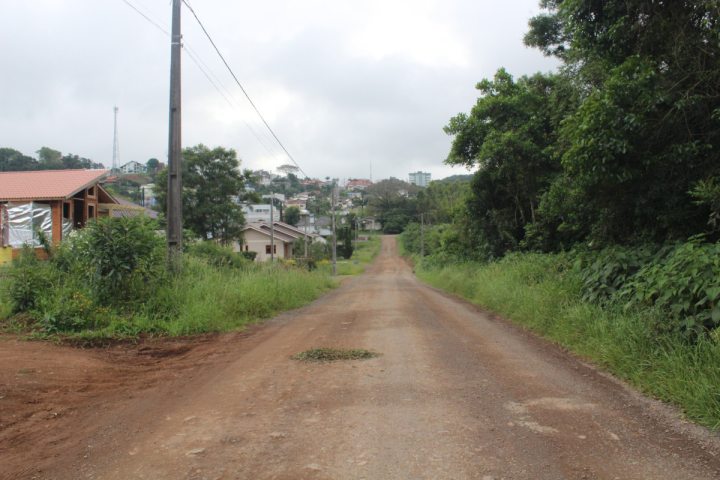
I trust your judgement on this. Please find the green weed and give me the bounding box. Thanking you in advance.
[416,254,720,430]
[292,347,379,362]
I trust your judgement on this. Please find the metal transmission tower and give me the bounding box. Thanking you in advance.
[112,106,119,171]
[167,0,183,270]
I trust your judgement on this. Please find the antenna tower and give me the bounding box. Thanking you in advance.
[112,106,119,171]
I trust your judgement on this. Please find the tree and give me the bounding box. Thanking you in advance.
[416,179,470,224]
[366,178,419,233]
[444,69,567,255]
[337,226,354,259]
[156,145,246,244]
[0,148,38,171]
[276,164,299,176]
[37,147,63,168]
[284,206,301,226]
[60,153,103,169]
[146,158,160,173]
[524,0,720,244]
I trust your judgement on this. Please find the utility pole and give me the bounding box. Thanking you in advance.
[331,182,337,276]
[112,106,119,171]
[420,212,425,257]
[166,0,183,271]
[303,213,308,258]
[270,191,275,261]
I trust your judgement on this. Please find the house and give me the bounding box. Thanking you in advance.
[360,217,382,231]
[0,169,124,262]
[119,161,147,174]
[242,204,280,223]
[346,178,372,191]
[237,221,320,261]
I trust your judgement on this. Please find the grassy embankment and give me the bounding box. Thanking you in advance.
[0,228,381,343]
[414,253,720,429]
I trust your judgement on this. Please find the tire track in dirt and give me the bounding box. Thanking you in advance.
[4,236,720,479]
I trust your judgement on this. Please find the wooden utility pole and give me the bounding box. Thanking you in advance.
[270,191,275,262]
[420,213,425,257]
[331,183,337,276]
[166,0,183,271]
[303,213,308,258]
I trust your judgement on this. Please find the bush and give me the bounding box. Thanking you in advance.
[189,241,247,269]
[6,247,53,313]
[619,238,720,336]
[36,287,106,333]
[573,245,658,304]
[241,251,257,261]
[414,252,720,429]
[0,216,340,339]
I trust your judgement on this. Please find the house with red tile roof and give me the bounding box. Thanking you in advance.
[0,169,129,261]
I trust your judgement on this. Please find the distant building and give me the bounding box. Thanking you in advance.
[346,178,373,191]
[242,204,280,223]
[409,171,431,187]
[119,161,147,174]
[237,221,320,261]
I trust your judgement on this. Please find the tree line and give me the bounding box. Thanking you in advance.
[441,0,720,258]
[0,146,105,171]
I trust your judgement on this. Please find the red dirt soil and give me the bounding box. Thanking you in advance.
[2,236,720,479]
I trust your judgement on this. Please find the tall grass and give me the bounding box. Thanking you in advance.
[416,253,720,429]
[319,235,381,276]
[61,257,336,340]
[0,225,337,342]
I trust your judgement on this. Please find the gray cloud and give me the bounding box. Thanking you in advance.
[0,0,557,181]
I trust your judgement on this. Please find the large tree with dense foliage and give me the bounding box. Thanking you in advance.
[366,178,419,233]
[156,145,248,245]
[526,0,720,244]
[444,69,570,255]
[0,147,104,171]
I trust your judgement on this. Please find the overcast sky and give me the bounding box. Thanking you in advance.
[0,0,558,182]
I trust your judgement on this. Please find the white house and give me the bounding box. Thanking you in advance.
[242,204,280,223]
[236,221,320,261]
[119,161,147,174]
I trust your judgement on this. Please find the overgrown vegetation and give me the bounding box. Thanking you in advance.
[330,235,380,276]
[292,347,379,362]
[411,252,720,429]
[0,217,335,341]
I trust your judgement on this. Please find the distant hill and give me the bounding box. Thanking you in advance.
[435,174,472,184]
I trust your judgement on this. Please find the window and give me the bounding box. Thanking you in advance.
[88,204,95,219]
[87,186,95,197]
[265,244,277,254]
[63,202,70,219]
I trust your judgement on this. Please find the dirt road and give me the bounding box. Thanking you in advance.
[3,236,720,479]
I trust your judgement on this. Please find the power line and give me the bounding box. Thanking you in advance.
[181,0,309,178]
[117,0,288,165]
[183,48,287,162]
[120,0,169,35]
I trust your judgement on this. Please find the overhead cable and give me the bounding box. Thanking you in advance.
[182,0,309,178]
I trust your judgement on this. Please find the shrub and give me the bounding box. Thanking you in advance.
[189,241,247,269]
[619,238,720,336]
[573,245,658,304]
[36,287,106,333]
[241,251,257,261]
[6,247,53,313]
[74,217,166,305]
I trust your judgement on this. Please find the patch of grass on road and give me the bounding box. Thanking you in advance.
[293,347,379,362]
[414,253,720,430]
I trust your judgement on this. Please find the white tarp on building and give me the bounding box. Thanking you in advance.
[4,202,53,247]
